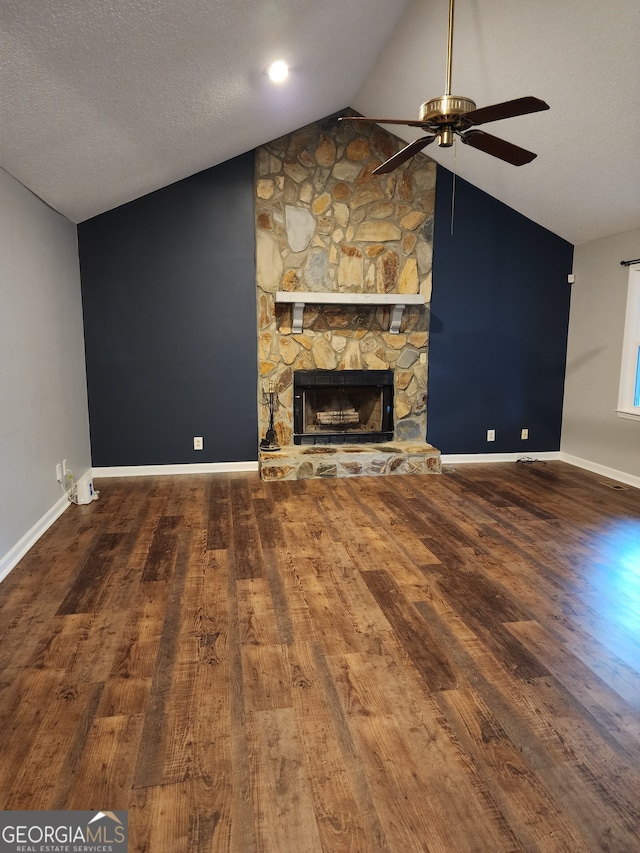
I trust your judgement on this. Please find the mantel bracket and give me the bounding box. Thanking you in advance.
[291,302,305,334]
[389,304,406,334]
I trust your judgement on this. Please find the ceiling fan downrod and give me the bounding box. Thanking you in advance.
[420,0,476,147]
[445,0,455,96]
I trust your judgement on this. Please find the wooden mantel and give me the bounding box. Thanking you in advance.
[274,291,425,334]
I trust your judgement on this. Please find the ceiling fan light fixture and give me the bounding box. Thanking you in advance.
[438,128,455,147]
[267,60,289,83]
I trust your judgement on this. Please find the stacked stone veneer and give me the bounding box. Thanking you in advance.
[255,111,440,477]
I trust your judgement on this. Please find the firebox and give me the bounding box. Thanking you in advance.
[293,370,394,445]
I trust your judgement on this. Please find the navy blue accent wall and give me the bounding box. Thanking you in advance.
[78,151,257,466]
[428,166,573,454]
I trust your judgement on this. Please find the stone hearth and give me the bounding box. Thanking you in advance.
[259,442,441,481]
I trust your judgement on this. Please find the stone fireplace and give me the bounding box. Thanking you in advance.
[255,110,441,479]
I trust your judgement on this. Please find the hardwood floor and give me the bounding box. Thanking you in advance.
[1,462,640,851]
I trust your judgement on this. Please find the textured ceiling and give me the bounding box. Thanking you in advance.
[1,0,638,244]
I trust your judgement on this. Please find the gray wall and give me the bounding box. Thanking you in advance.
[0,168,91,567]
[562,227,640,478]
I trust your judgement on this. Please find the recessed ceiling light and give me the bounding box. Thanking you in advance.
[268,60,289,83]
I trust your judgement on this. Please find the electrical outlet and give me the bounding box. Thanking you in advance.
[56,463,62,482]
[487,429,495,441]
[193,436,203,450]
[419,352,427,364]
[521,428,529,440]
[62,459,68,476]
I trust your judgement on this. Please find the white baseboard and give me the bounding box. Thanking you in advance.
[440,450,639,490]
[0,494,70,584]
[441,451,561,465]
[558,452,640,490]
[92,460,259,478]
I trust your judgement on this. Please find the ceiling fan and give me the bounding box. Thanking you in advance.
[339,0,549,174]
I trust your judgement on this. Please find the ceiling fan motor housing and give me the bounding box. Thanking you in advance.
[420,95,477,121]
[419,95,477,147]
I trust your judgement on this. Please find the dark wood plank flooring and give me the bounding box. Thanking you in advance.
[1,462,640,851]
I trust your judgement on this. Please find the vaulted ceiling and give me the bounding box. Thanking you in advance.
[1,0,638,244]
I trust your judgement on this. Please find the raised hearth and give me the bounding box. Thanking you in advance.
[259,441,441,481]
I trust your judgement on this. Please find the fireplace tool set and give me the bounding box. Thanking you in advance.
[260,382,280,451]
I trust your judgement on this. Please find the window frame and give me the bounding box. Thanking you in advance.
[617,263,640,421]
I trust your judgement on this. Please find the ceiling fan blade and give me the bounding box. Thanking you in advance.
[338,116,427,129]
[461,129,537,165]
[372,136,437,174]
[463,96,549,126]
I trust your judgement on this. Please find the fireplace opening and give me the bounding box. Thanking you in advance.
[294,370,393,445]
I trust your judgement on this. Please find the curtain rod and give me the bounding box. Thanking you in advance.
[620,258,640,266]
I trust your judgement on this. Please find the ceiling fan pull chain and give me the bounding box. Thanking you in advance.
[450,141,457,236]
